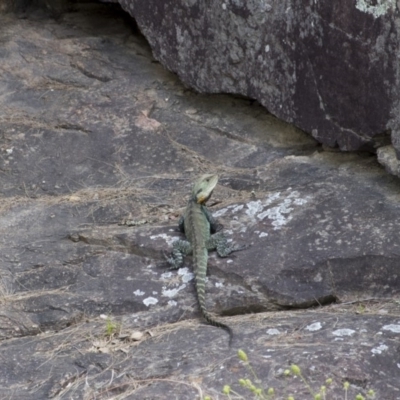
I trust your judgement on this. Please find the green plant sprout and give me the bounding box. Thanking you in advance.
[104,317,120,338]
[212,349,376,400]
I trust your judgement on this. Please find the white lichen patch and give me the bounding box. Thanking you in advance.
[293,198,308,205]
[161,272,174,280]
[143,297,158,307]
[177,267,194,282]
[265,192,282,205]
[246,190,311,230]
[258,205,291,228]
[371,344,388,354]
[259,232,268,238]
[213,206,231,218]
[382,324,400,333]
[306,322,322,331]
[232,205,244,213]
[245,200,264,218]
[266,328,281,335]
[162,284,186,298]
[133,289,145,296]
[355,0,395,18]
[168,300,177,306]
[332,328,356,337]
[150,233,179,246]
[215,282,224,288]
[313,273,323,282]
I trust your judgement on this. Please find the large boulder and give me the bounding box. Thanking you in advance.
[117,0,400,170]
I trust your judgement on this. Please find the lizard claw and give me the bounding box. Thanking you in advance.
[163,251,173,264]
[232,243,249,252]
[163,251,182,270]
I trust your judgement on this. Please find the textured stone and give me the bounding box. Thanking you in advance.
[377,144,400,175]
[117,0,398,155]
[0,3,399,399]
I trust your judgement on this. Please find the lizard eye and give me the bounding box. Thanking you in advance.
[196,188,202,194]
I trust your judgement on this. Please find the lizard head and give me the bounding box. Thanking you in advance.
[192,174,218,204]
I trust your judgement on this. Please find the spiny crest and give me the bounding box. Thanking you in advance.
[192,174,218,204]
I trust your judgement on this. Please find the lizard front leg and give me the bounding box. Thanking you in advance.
[202,205,222,234]
[178,215,185,233]
[165,239,192,270]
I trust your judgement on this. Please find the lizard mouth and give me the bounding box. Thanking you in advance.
[197,189,214,204]
[197,194,209,204]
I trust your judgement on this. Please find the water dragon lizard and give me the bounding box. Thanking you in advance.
[166,174,244,345]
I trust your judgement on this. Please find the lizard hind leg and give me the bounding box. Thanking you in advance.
[165,239,192,270]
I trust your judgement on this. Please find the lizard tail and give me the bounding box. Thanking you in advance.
[196,275,233,347]
[202,307,233,347]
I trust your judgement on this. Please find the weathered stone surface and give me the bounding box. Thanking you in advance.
[377,144,400,176]
[117,0,400,167]
[1,308,400,399]
[0,0,73,14]
[0,3,400,399]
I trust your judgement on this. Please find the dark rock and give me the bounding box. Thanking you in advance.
[0,3,399,399]
[1,310,399,399]
[0,0,73,15]
[117,0,400,164]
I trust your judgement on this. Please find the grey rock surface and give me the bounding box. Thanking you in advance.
[117,0,397,155]
[0,3,400,399]
[377,144,400,176]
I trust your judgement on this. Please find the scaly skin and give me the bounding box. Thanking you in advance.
[166,174,244,345]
